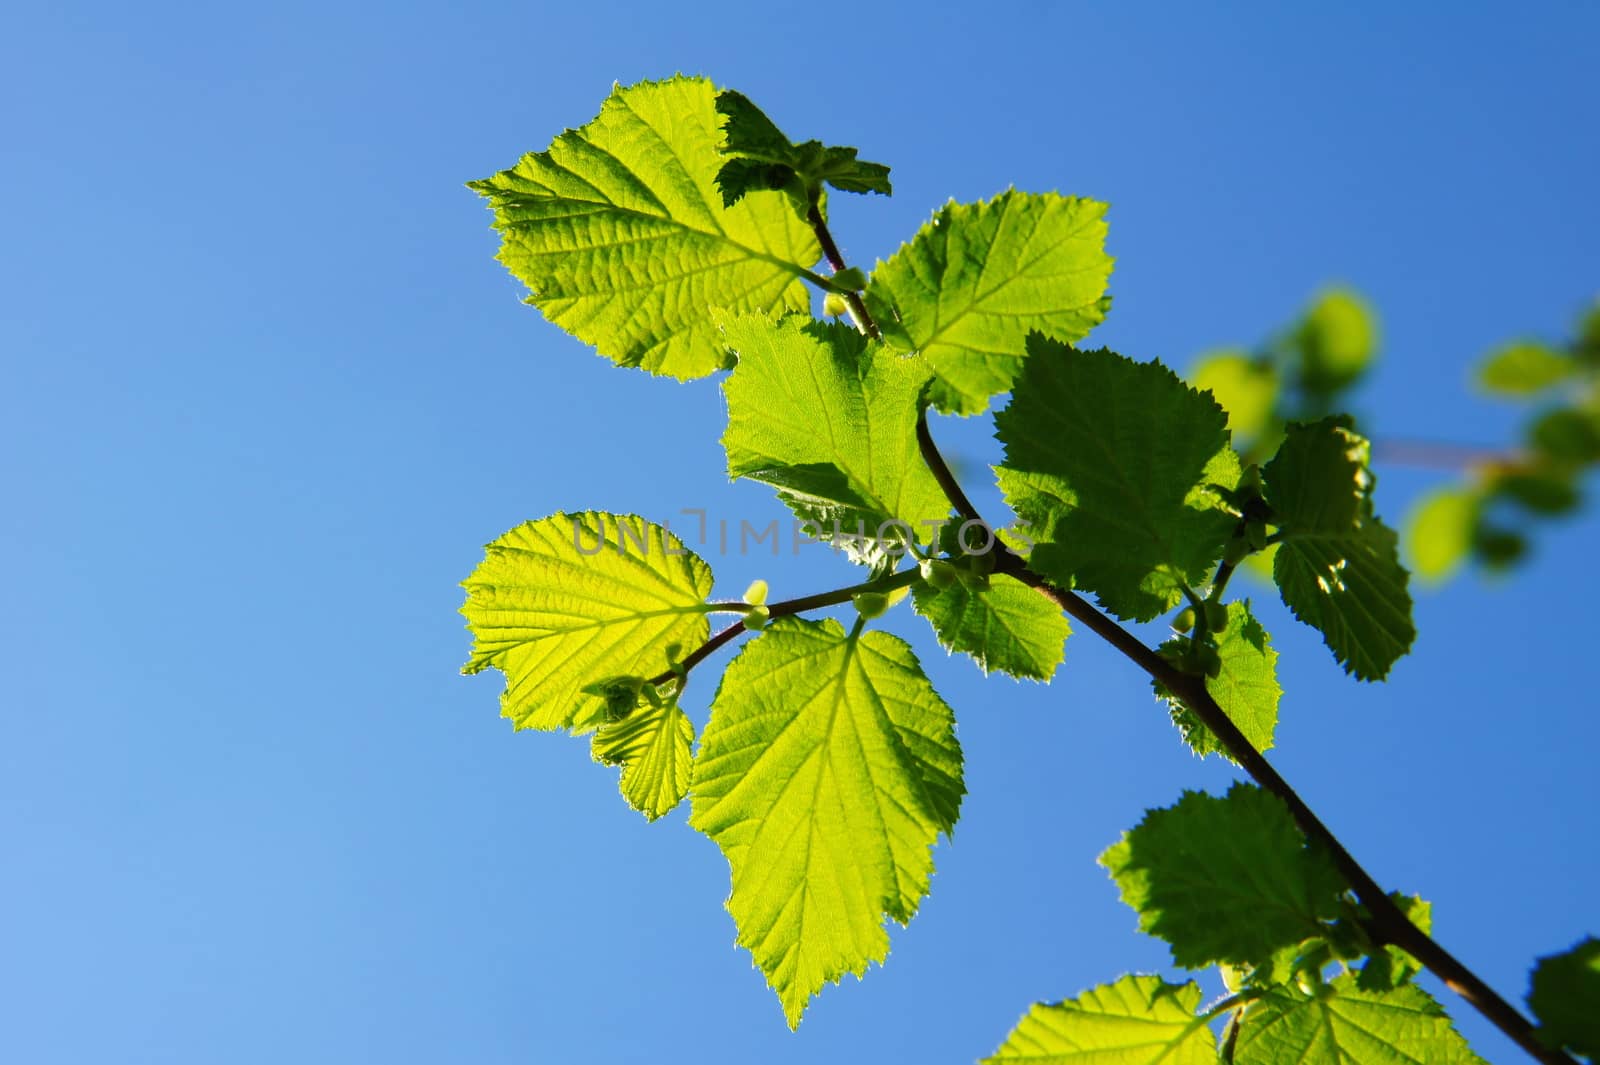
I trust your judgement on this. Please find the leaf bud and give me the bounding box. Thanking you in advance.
[852,591,891,619]
[743,579,769,606]
[742,604,770,631]
[920,558,958,589]
[822,292,850,318]
[1171,607,1197,634]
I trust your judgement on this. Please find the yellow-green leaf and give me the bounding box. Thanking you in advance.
[1404,487,1480,583]
[461,512,713,731]
[866,190,1114,414]
[984,975,1219,1065]
[592,690,695,821]
[471,76,821,380]
[689,617,963,1026]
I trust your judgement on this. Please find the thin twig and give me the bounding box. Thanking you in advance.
[647,569,921,687]
[1373,437,1520,471]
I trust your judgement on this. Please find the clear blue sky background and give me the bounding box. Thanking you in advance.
[3,3,1596,1063]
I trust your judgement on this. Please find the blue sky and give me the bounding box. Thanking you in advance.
[3,3,1596,1062]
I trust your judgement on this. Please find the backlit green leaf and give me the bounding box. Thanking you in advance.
[1477,342,1575,396]
[866,191,1114,414]
[1191,350,1279,440]
[1295,288,1377,395]
[461,512,713,731]
[1528,937,1600,1059]
[1100,783,1347,970]
[997,339,1242,622]
[689,617,963,1027]
[1157,600,1280,759]
[912,572,1070,681]
[592,689,695,821]
[983,975,1219,1065]
[1265,419,1415,680]
[1235,976,1485,1065]
[720,314,950,549]
[1405,487,1480,583]
[471,76,821,380]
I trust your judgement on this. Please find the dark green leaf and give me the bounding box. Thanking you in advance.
[1529,937,1600,1059]
[1530,408,1600,464]
[1265,419,1415,680]
[997,339,1241,622]
[1100,783,1348,970]
[715,89,891,209]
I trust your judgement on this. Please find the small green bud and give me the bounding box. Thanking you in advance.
[830,266,868,292]
[743,579,768,607]
[968,549,996,576]
[742,604,770,631]
[1171,607,1197,634]
[1204,601,1229,634]
[920,558,958,589]
[852,591,890,619]
[1245,518,1270,552]
[821,292,850,318]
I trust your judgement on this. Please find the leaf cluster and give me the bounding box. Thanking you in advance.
[458,76,1592,1062]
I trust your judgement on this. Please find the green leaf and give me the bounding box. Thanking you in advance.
[591,689,695,821]
[1495,469,1580,515]
[1295,288,1378,395]
[1356,894,1431,992]
[1156,600,1280,759]
[982,975,1219,1065]
[1528,937,1600,1059]
[1191,350,1279,440]
[1100,783,1347,970]
[912,572,1070,681]
[689,617,964,1027]
[1477,342,1575,396]
[470,76,821,381]
[1530,408,1600,464]
[1405,487,1480,583]
[720,314,950,549]
[996,339,1242,622]
[715,89,891,209]
[866,191,1114,414]
[1235,976,1485,1065]
[460,512,714,731]
[1265,419,1415,680]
